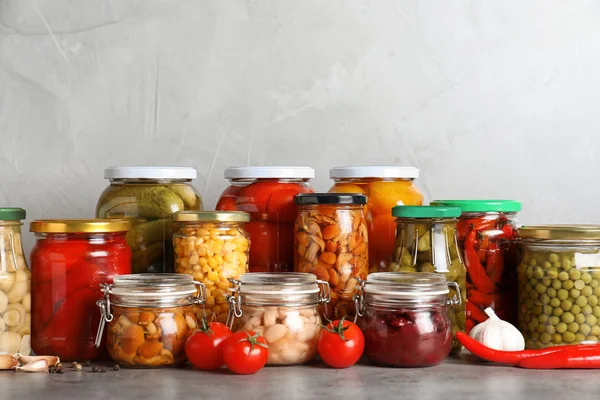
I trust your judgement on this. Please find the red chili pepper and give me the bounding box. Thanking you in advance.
[466,319,476,332]
[466,301,488,323]
[486,241,505,284]
[468,288,493,308]
[464,229,497,294]
[476,232,489,264]
[456,332,600,365]
[518,348,600,369]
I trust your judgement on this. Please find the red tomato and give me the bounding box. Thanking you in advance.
[235,182,312,222]
[222,331,268,375]
[216,186,242,211]
[318,318,365,369]
[185,320,233,370]
[245,221,293,272]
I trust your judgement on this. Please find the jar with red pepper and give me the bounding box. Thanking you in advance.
[30,219,132,361]
[389,206,466,354]
[431,200,521,332]
[355,272,461,367]
[216,166,314,273]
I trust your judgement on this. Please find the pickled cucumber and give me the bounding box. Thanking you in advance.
[126,219,172,250]
[97,186,184,219]
[167,184,202,209]
[131,242,164,274]
[518,250,600,349]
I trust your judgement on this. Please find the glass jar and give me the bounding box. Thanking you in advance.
[329,166,423,274]
[30,219,131,361]
[96,166,203,274]
[293,193,368,320]
[172,211,250,324]
[431,200,521,332]
[216,166,314,273]
[390,206,466,354]
[97,274,205,367]
[0,208,31,355]
[355,272,461,367]
[227,272,330,365]
[517,225,600,349]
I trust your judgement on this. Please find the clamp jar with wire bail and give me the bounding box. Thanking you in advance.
[227,272,331,365]
[96,274,206,368]
[355,272,462,367]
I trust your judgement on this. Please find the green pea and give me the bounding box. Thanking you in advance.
[591,280,599,288]
[570,289,581,299]
[552,280,562,290]
[583,273,593,284]
[574,280,586,290]
[576,333,587,342]
[563,280,574,290]
[540,294,550,305]
[536,283,547,294]
[536,324,546,334]
[568,322,580,333]
[594,287,600,297]
[591,325,600,336]
[533,267,544,279]
[552,333,563,343]
[533,305,543,315]
[531,332,540,340]
[546,325,556,334]
[550,297,561,308]
[576,296,588,307]
[556,322,568,333]
[542,261,552,269]
[580,324,592,335]
[543,305,553,315]
[583,305,593,315]
[572,305,581,315]
[526,267,534,279]
[549,254,559,263]
[562,312,575,323]
[582,286,593,297]
[594,306,600,318]
[549,316,560,325]
[540,333,551,344]
[531,291,540,301]
[525,283,532,293]
[530,278,538,287]
[547,268,559,279]
[541,277,551,287]
[525,298,535,308]
[561,300,573,311]
[586,314,598,326]
[553,308,564,317]
[564,260,574,270]
[592,271,600,280]
[563,331,576,342]
[538,314,549,324]
[558,271,570,281]
[530,258,538,267]
[576,314,586,324]
[557,289,569,301]
[586,336,599,343]
[554,261,562,269]
[569,268,581,279]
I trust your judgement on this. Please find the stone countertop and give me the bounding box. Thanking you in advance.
[4,356,598,400]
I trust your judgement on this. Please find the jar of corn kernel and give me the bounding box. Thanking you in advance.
[172,211,250,323]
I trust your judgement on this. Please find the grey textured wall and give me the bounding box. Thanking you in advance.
[1,0,599,254]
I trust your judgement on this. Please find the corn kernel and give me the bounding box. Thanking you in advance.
[216,296,227,304]
[217,280,230,290]
[213,255,223,265]
[224,253,235,263]
[202,265,211,273]
[199,257,208,267]
[206,296,215,306]
[189,254,199,265]
[207,257,218,269]
[208,270,219,282]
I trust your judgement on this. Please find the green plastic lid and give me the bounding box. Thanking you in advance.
[391,206,461,219]
[430,200,521,213]
[0,208,26,221]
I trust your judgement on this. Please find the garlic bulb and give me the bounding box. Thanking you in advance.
[469,307,525,351]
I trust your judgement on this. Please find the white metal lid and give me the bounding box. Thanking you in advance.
[104,166,197,180]
[224,166,315,180]
[329,166,419,179]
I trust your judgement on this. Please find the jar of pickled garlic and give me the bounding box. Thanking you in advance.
[172,211,250,324]
[97,274,205,367]
[390,206,466,354]
[0,208,31,355]
[431,200,521,332]
[293,193,368,320]
[517,225,600,349]
[216,166,314,273]
[227,272,330,365]
[96,166,203,274]
[355,272,461,367]
[329,166,423,274]
[30,219,131,361]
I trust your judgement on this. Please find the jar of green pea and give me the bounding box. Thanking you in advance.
[518,225,600,349]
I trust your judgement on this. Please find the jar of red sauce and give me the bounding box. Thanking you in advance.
[30,219,132,361]
[329,166,423,273]
[355,272,461,367]
[216,166,314,273]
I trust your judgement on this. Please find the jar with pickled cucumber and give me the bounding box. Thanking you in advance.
[172,211,250,324]
[518,225,600,349]
[389,206,467,354]
[0,208,31,356]
[96,166,203,274]
[329,166,423,273]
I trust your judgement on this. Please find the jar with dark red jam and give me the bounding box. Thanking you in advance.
[355,272,461,367]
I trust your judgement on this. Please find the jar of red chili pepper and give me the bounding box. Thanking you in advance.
[389,206,466,354]
[329,166,423,274]
[0,208,31,355]
[355,272,461,367]
[30,219,132,361]
[216,166,314,273]
[430,200,521,332]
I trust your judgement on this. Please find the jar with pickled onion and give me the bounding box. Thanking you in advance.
[216,166,314,273]
[30,219,132,361]
[328,166,423,273]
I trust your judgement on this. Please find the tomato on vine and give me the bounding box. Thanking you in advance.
[318,317,365,368]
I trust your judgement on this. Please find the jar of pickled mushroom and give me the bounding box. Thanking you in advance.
[329,166,423,273]
[293,193,368,320]
[0,208,31,355]
[30,219,132,361]
[216,166,314,273]
[172,211,250,324]
[430,200,521,332]
[517,225,600,349]
[96,166,203,274]
[390,206,466,354]
[97,274,205,367]
[355,272,461,367]
[227,272,330,365]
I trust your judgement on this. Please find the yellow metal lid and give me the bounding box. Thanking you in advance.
[519,225,600,240]
[172,211,250,223]
[30,219,131,233]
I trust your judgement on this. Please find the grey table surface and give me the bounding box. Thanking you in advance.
[3,355,599,400]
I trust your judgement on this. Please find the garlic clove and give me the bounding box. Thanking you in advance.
[18,335,31,356]
[0,273,15,293]
[0,292,8,314]
[0,354,19,370]
[21,293,30,312]
[7,271,28,303]
[0,331,22,355]
[15,359,48,372]
[17,354,59,366]
[4,303,26,332]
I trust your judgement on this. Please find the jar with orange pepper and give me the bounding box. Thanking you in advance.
[328,166,423,273]
[216,166,314,273]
